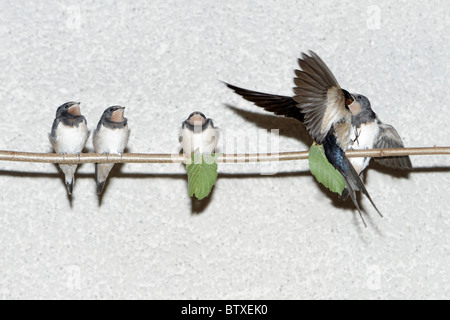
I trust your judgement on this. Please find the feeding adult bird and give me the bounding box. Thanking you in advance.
[225,51,412,224]
[180,111,219,157]
[49,101,89,196]
[93,106,130,195]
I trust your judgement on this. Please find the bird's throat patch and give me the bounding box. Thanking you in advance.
[348,101,362,116]
[67,105,81,116]
[189,114,206,126]
[111,109,125,123]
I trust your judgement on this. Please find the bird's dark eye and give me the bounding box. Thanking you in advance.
[357,95,362,100]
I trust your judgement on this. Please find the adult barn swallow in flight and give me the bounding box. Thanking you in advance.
[93,106,130,195]
[225,51,411,223]
[49,102,89,196]
[180,111,219,157]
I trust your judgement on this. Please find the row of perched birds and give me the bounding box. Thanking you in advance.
[50,50,412,225]
[50,98,221,195]
[49,103,130,195]
[49,101,220,197]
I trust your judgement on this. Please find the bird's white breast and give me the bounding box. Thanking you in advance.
[348,121,380,174]
[53,121,89,153]
[93,125,130,154]
[180,125,219,156]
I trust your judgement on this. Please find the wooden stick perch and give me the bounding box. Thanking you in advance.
[0,147,448,164]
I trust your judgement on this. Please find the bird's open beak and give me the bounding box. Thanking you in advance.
[347,96,362,116]
[188,113,206,126]
[67,103,81,116]
[111,107,125,122]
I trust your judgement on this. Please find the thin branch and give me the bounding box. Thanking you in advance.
[0,147,448,164]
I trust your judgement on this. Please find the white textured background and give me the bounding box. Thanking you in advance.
[0,0,449,300]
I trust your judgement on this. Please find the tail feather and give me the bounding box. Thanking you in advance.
[343,165,382,218]
[223,82,304,122]
[59,164,77,196]
[346,185,367,228]
[323,133,382,226]
[96,180,106,195]
[95,163,115,195]
[66,179,74,196]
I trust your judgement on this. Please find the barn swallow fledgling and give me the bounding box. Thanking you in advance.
[180,112,219,157]
[93,106,130,195]
[49,102,89,196]
[225,51,412,224]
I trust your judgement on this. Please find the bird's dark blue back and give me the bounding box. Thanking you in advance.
[323,132,350,174]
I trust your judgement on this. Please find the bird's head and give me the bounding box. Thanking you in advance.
[56,101,81,118]
[103,106,126,123]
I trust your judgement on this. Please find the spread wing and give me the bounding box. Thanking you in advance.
[224,82,304,122]
[374,123,412,169]
[293,51,349,143]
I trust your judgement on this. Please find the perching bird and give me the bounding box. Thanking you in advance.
[225,51,412,225]
[180,111,219,157]
[93,106,130,195]
[49,101,89,196]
